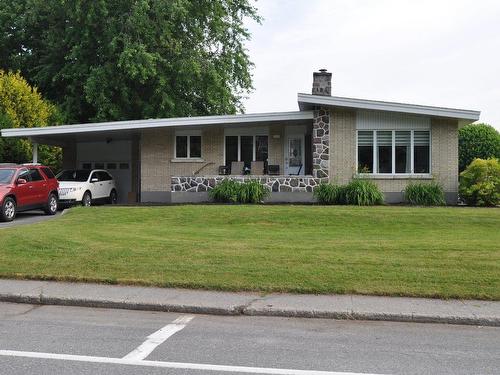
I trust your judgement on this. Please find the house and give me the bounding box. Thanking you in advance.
[1,70,480,204]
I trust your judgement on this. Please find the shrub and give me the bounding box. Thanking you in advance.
[208,179,240,203]
[459,124,500,172]
[343,179,384,206]
[209,179,269,204]
[238,179,270,203]
[459,158,500,206]
[403,182,446,206]
[313,183,345,205]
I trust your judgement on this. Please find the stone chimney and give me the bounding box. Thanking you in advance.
[312,69,332,96]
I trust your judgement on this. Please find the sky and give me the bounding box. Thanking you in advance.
[243,0,500,129]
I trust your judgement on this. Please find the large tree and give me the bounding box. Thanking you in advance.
[0,70,62,169]
[0,0,260,123]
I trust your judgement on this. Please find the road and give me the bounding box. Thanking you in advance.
[0,210,61,229]
[0,303,498,374]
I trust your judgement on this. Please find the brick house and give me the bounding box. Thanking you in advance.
[1,70,480,204]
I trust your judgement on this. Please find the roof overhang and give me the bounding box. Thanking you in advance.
[298,93,481,122]
[1,111,314,142]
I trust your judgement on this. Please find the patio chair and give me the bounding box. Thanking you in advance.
[250,161,264,175]
[230,161,244,175]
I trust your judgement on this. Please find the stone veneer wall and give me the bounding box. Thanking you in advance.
[172,176,321,193]
[312,108,330,180]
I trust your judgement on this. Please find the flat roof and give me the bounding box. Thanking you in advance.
[298,93,481,121]
[1,111,314,138]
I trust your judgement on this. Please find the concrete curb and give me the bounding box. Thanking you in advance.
[1,287,499,327]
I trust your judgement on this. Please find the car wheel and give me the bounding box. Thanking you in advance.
[82,191,92,207]
[1,197,16,222]
[108,189,118,205]
[44,193,58,215]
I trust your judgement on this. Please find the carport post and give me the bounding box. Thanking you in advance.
[32,142,38,164]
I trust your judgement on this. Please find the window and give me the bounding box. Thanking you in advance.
[28,168,44,181]
[94,163,104,169]
[256,136,268,162]
[175,134,202,159]
[225,136,238,165]
[18,169,31,182]
[98,171,112,181]
[119,163,129,170]
[377,131,392,173]
[57,170,91,182]
[357,131,373,173]
[224,135,269,169]
[82,163,92,170]
[357,130,430,174]
[395,131,411,173]
[107,163,117,170]
[41,167,55,179]
[414,131,430,173]
[240,136,253,169]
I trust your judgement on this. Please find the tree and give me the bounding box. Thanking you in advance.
[0,0,261,124]
[459,123,500,172]
[0,70,62,169]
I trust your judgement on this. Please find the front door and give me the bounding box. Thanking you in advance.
[285,135,304,175]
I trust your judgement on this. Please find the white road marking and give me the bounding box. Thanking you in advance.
[0,349,388,375]
[122,315,195,360]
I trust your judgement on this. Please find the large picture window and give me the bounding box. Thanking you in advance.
[175,134,202,159]
[224,135,269,169]
[357,130,430,175]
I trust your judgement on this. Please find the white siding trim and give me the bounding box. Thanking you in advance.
[356,110,431,130]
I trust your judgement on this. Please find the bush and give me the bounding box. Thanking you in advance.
[403,182,446,206]
[459,158,500,206]
[209,179,269,204]
[208,179,240,203]
[343,179,384,206]
[238,179,270,203]
[313,183,345,205]
[459,124,500,172]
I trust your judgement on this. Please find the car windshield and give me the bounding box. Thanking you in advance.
[0,169,15,184]
[57,170,91,182]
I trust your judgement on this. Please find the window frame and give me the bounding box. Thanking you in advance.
[223,134,269,166]
[174,131,203,160]
[356,129,431,176]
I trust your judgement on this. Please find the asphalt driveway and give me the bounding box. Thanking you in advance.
[0,210,62,229]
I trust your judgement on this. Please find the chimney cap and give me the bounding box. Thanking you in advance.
[319,68,328,73]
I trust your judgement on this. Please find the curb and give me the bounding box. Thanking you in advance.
[1,293,498,327]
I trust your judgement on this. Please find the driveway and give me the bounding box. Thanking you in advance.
[0,210,62,229]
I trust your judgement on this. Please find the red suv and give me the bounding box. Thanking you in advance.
[0,164,59,222]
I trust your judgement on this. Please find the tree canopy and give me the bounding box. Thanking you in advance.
[0,70,61,168]
[458,123,500,172]
[0,0,261,123]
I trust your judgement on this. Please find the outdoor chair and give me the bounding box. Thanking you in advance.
[230,161,244,175]
[250,161,264,175]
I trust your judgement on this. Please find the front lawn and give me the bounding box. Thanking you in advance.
[0,205,499,300]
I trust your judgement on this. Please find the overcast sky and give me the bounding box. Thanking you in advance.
[243,0,500,129]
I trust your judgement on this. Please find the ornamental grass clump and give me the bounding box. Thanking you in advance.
[209,179,269,204]
[208,179,240,203]
[343,179,384,206]
[313,183,345,205]
[403,182,446,206]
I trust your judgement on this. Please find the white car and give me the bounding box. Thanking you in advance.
[57,169,118,206]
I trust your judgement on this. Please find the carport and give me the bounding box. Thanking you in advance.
[1,124,141,204]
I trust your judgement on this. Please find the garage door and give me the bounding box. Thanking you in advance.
[76,141,132,204]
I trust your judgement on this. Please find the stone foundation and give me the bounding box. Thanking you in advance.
[171,176,322,193]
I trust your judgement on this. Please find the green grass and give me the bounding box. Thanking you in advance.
[0,205,499,300]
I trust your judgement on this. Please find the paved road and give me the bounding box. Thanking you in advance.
[0,210,61,229]
[0,303,498,375]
